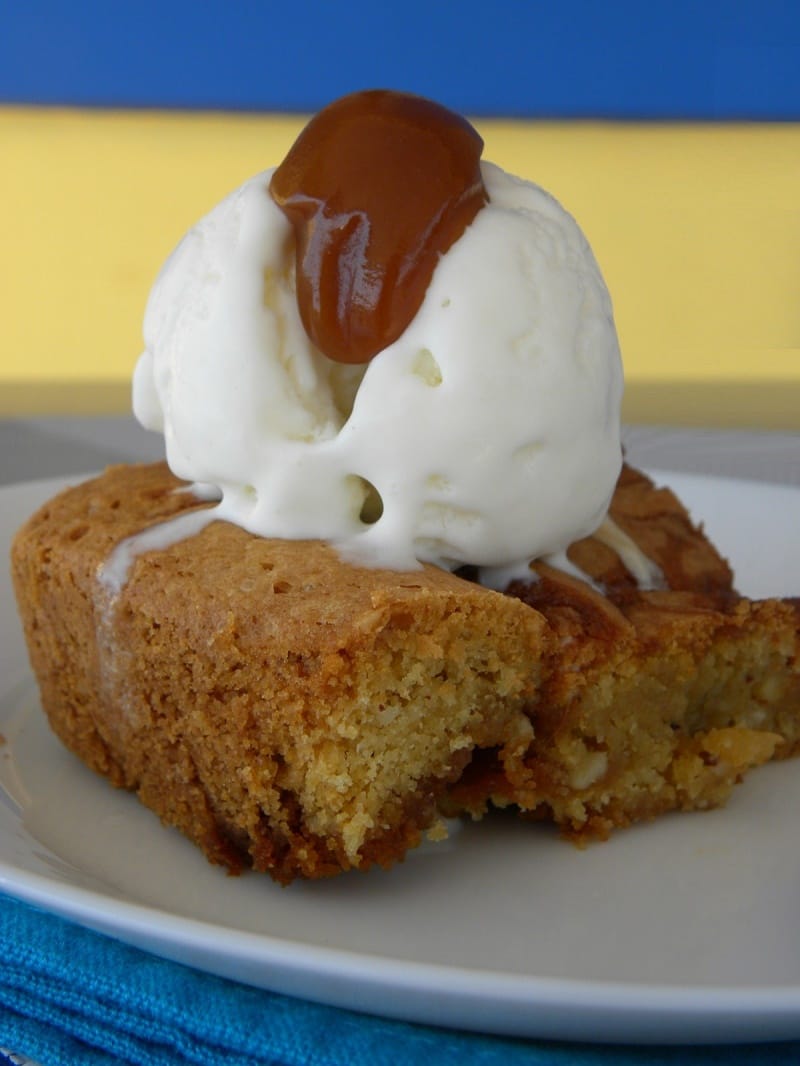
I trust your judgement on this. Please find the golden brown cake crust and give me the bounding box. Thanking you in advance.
[10,461,800,880]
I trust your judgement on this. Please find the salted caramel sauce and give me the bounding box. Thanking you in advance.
[269,89,487,365]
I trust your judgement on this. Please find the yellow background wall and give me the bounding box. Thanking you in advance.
[2,108,799,425]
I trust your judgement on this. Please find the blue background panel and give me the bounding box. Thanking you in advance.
[2,0,800,119]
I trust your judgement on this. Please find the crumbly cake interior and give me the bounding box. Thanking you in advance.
[450,466,800,839]
[10,462,800,882]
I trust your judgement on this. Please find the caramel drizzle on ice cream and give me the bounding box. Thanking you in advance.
[269,89,487,365]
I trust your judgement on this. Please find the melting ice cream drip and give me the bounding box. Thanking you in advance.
[479,516,663,594]
[96,491,662,608]
[97,506,219,595]
[92,503,219,729]
[593,516,664,590]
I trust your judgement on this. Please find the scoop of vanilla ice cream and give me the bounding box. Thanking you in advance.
[134,160,623,576]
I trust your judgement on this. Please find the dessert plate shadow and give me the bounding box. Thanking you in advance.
[3,471,800,1046]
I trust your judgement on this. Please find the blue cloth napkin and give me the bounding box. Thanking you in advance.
[0,892,797,1066]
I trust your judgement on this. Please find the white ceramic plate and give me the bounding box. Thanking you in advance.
[3,471,800,1046]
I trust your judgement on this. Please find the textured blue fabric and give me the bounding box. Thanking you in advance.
[1,892,799,1066]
